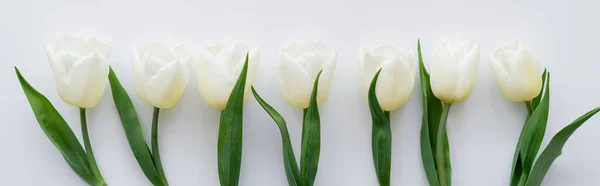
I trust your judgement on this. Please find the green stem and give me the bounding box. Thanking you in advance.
[525,101,533,116]
[80,108,106,185]
[435,103,451,186]
[152,107,168,185]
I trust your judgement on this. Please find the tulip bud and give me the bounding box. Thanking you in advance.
[430,40,480,103]
[131,42,192,109]
[45,35,111,108]
[279,41,337,109]
[359,44,417,111]
[488,39,542,102]
[196,43,260,110]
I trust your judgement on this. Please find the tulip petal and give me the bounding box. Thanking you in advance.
[372,44,403,56]
[205,44,225,56]
[317,50,337,106]
[139,42,178,63]
[66,53,109,108]
[453,44,480,102]
[54,35,89,56]
[378,53,416,111]
[131,44,148,102]
[280,53,312,109]
[509,47,542,101]
[360,52,386,97]
[197,47,235,110]
[46,45,67,84]
[147,61,189,108]
[430,41,459,103]
[87,37,112,57]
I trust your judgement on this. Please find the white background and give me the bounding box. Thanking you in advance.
[1,0,599,185]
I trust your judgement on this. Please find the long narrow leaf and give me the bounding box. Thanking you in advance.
[108,68,165,186]
[417,40,443,186]
[510,70,548,186]
[519,73,551,175]
[251,87,302,186]
[531,69,547,110]
[300,71,323,186]
[15,67,103,185]
[218,53,249,186]
[368,69,392,186]
[525,107,600,186]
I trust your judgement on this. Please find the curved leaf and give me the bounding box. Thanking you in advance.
[251,87,302,186]
[108,68,165,186]
[368,69,392,186]
[300,71,323,186]
[525,107,600,186]
[510,70,548,186]
[417,40,444,186]
[531,69,547,110]
[519,73,551,176]
[218,53,249,186]
[15,67,104,185]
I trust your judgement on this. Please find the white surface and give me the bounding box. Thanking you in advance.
[1,0,599,185]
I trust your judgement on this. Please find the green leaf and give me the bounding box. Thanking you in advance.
[251,87,302,186]
[417,40,444,186]
[368,69,392,186]
[300,70,323,186]
[15,67,104,185]
[509,126,526,186]
[518,73,551,180]
[108,68,166,186]
[218,53,249,186]
[511,70,549,186]
[525,107,600,186]
[531,69,547,110]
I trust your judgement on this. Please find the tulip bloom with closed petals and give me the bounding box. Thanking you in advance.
[130,42,193,184]
[360,44,417,111]
[196,43,259,185]
[45,35,111,108]
[487,40,600,186]
[196,43,259,110]
[430,40,480,104]
[132,42,192,109]
[14,35,110,185]
[419,40,480,186]
[248,41,337,186]
[359,44,417,186]
[488,39,542,102]
[280,41,337,109]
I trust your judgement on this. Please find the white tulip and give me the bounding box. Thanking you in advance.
[45,35,111,108]
[279,41,337,109]
[359,44,417,111]
[488,39,542,102]
[430,40,480,103]
[131,42,192,109]
[196,43,259,110]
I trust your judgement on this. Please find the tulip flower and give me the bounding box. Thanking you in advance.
[131,42,192,109]
[359,44,417,186]
[196,43,259,110]
[14,35,110,185]
[430,40,480,103]
[129,41,193,184]
[45,35,111,108]
[418,40,479,186]
[359,44,417,111]
[196,43,258,185]
[279,40,337,109]
[486,40,600,186]
[488,39,542,102]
